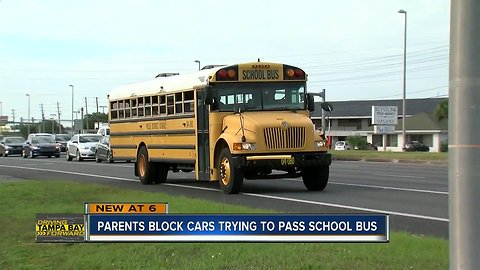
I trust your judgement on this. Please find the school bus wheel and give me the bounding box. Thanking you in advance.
[302,166,329,191]
[137,146,161,184]
[218,147,243,194]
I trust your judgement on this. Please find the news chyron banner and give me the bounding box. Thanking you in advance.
[37,202,389,243]
[85,201,389,242]
[36,213,85,243]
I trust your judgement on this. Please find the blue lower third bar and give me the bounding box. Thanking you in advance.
[87,214,389,242]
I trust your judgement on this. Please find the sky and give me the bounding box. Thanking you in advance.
[0,0,450,126]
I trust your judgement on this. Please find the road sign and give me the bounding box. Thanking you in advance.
[374,125,396,134]
[372,106,398,125]
[0,116,8,125]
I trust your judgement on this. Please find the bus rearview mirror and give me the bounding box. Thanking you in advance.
[306,93,315,112]
[204,87,216,105]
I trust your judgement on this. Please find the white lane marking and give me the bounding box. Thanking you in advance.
[330,181,448,195]
[372,173,425,179]
[278,178,447,195]
[0,164,448,222]
[241,192,448,222]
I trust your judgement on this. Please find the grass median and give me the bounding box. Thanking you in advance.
[331,150,448,162]
[0,180,448,269]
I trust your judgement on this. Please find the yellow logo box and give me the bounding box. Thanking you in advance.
[86,203,168,214]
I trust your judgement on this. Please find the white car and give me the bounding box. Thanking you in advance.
[334,141,350,150]
[66,134,102,161]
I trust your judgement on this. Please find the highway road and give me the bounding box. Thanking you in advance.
[0,155,448,238]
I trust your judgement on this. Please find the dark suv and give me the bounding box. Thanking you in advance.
[403,141,430,152]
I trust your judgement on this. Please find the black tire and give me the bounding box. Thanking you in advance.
[55,154,60,158]
[95,152,102,163]
[76,150,83,162]
[217,147,243,194]
[107,151,114,163]
[302,166,329,191]
[66,151,73,161]
[156,163,168,183]
[137,146,159,184]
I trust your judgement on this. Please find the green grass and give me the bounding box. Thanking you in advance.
[0,180,448,270]
[331,150,448,161]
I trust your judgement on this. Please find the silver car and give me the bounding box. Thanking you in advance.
[66,134,102,161]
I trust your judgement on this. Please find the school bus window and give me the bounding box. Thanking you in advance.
[152,96,159,116]
[145,96,152,117]
[110,101,118,119]
[137,97,144,117]
[125,100,131,118]
[184,90,194,101]
[159,95,166,115]
[183,90,194,113]
[131,99,137,117]
[175,92,183,114]
[118,100,125,118]
[167,95,174,115]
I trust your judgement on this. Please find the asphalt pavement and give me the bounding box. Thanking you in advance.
[0,154,448,238]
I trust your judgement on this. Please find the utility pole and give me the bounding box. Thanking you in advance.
[57,102,62,134]
[449,0,480,268]
[321,89,326,134]
[99,105,107,114]
[40,103,45,132]
[96,97,99,129]
[11,109,15,123]
[50,114,56,134]
[85,97,89,131]
[80,107,84,134]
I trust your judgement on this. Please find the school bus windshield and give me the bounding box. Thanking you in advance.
[215,82,306,112]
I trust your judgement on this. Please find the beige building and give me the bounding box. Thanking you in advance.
[311,97,448,152]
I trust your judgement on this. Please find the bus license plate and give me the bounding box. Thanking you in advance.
[281,157,295,166]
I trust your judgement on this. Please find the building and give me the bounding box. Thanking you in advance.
[311,97,448,152]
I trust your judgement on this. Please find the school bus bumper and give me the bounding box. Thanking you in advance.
[233,152,331,169]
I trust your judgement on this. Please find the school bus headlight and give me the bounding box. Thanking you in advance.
[233,143,256,150]
[315,141,325,148]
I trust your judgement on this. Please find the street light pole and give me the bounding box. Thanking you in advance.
[69,84,74,133]
[26,94,31,134]
[194,60,201,71]
[50,114,56,134]
[398,9,407,148]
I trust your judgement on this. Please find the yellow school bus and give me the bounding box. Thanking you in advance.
[108,62,331,193]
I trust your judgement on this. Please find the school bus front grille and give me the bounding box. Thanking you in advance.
[264,127,305,149]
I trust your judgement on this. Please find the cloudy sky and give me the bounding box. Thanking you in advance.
[0,0,450,124]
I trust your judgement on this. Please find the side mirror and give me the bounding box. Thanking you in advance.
[72,140,78,144]
[204,86,216,105]
[321,102,334,112]
[306,93,315,112]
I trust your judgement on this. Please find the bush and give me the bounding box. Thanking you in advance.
[440,142,448,152]
[347,136,369,150]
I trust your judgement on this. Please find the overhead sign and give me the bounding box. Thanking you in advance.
[374,125,396,134]
[372,106,398,125]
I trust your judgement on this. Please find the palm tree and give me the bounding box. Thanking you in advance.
[435,100,448,120]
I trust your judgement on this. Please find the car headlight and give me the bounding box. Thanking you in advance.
[4,145,12,150]
[81,146,90,150]
[233,142,256,150]
[31,146,40,150]
[315,141,325,148]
